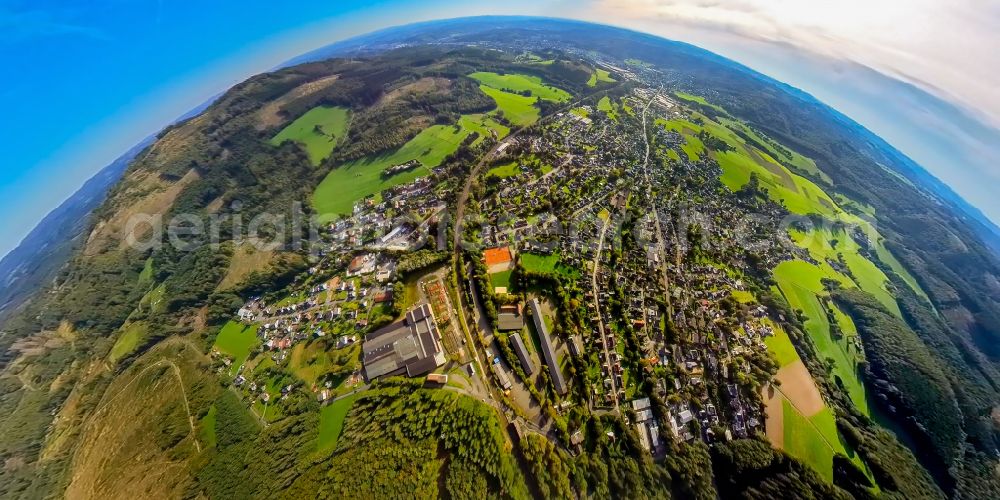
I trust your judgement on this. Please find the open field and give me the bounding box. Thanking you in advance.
[718,116,830,183]
[597,96,618,121]
[521,252,559,273]
[313,115,500,221]
[213,321,260,375]
[674,91,726,114]
[587,68,615,87]
[269,106,350,165]
[490,269,513,290]
[317,393,359,451]
[478,86,540,126]
[110,322,147,363]
[776,360,825,416]
[469,72,571,102]
[459,113,509,145]
[487,161,521,178]
[774,261,870,414]
[762,319,798,367]
[217,244,275,291]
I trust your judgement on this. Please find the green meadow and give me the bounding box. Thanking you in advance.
[521,252,559,274]
[587,68,615,87]
[214,321,260,375]
[674,91,726,114]
[110,321,147,362]
[762,319,799,367]
[718,116,830,183]
[782,401,860,483]
[469,72,572,102]
[597,96,618,121]
[774,260,870,415]
[487,161,521,178]
[313,114,504,221]
[270,106,350,165]
[317,393,360,451]
[478,86,541,126]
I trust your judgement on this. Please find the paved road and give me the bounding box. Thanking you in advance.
[590,211,620,412]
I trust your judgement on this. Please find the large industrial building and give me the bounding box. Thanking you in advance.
[362,303,446,380]
[528,298,567,394]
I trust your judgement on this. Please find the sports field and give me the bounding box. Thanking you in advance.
[269,106,350,165]
[213,321,260,375]
[490,269,513,290]
[313,115,503,221]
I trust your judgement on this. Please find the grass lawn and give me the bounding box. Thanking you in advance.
[487,161,521,179]
[479,86,540,126]
[490,269,513,290]
[213,321,260,375]
[715,147,841,218]
[313,115,495,221]
[521,252,559,273]
[587,68,615,87]
[110,321,146,362]
[269,106,350,165]
[317,393,359,451]
[469,72,572,102]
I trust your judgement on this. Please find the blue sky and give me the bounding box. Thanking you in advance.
[2,0,998,259]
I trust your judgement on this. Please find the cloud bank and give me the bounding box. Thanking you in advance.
[577,0,1000,226]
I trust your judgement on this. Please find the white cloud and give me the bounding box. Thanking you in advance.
[586,0,1000,130]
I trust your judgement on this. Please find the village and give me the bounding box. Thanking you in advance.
[208,69,801,459]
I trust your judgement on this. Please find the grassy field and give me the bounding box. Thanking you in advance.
[774,260,870,415]
[317,393,359,451]
[781,400,857,482]
[490,269,513,290]
[674,91,727,114]
[874,237,932,304]
[459,113,509,145]
[718,116,830,183]
[269,106,350,165]
[487,161,521,178]
[658,114,842,218]
[110,321,147,362]
[479,86,541,126]
[762,320,799,367]
[213,321,260,375]
[469,72,572,102]
[587,68,615,87]
[597,96,618,121]
[313,114,502,221]
[198,404,217,449]
[521,252,559,273]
